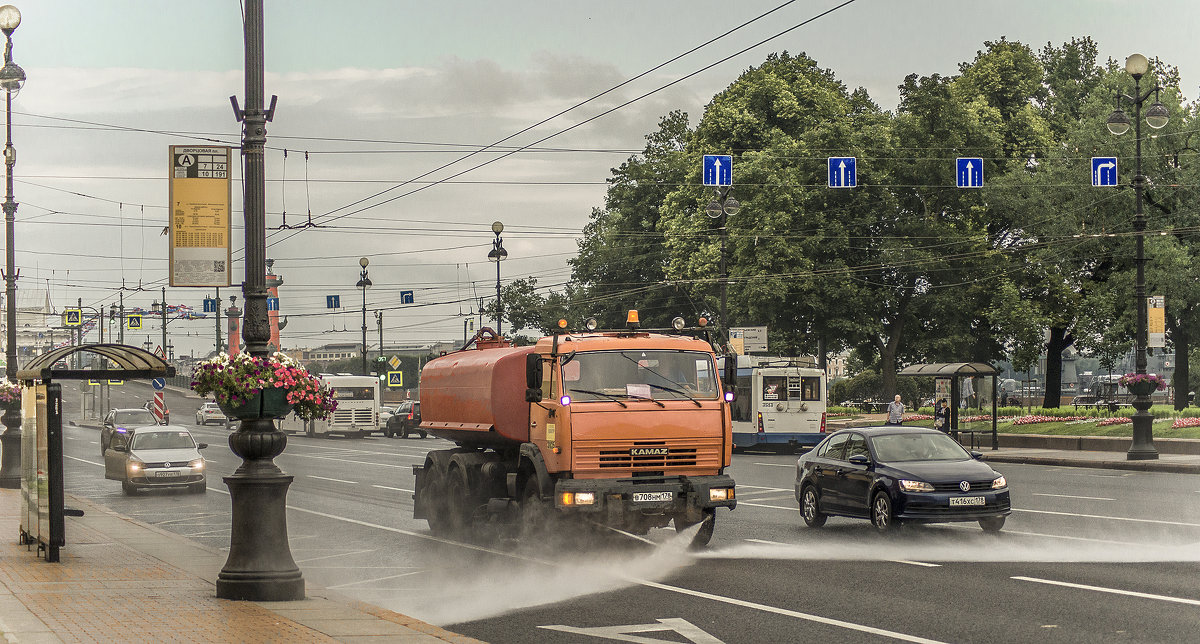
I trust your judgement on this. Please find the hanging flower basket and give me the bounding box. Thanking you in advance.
[1118,373,1167,397]
[0,381,21,410]
[191,352,336,421]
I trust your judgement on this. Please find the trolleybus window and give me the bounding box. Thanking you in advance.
[332,386,375,400]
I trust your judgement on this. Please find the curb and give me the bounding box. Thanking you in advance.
[981,454,1200,474]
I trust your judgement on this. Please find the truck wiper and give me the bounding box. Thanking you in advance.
[646,383,702,407]
[569,389,627,407]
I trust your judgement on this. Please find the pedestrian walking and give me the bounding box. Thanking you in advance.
[886,394,904,425]
[934,399,950,433]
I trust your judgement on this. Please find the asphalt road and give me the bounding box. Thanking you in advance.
[59,383,1200,643]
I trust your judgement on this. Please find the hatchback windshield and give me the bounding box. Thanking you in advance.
[131,431,196,451]
[871,432,970,462]
[114,410,156,426]
[563,350,718,401]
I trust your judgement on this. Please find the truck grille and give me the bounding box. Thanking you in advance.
[574,438,723,473]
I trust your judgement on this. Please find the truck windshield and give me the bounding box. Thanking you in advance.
[563,350,719,401]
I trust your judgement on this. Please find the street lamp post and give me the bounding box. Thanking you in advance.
[216,0,304,602]
[706,190,740,385]
[152,287,168,362]
[488,221,507,337]
[356,257,371,374]
[1106,53,1169,461]
[0,4,25,489]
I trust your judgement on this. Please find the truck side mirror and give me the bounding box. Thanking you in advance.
[526,353,542,389]
[525,388,542,403]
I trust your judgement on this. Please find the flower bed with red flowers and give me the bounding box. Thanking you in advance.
[1097,416,1132,427]
[903,414,933,421]
[1012,415,1090,426]
[1171,416,1200,429]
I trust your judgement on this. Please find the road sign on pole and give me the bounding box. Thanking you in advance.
[128,314,143,330]
[702,155,733,187]
[1092,157,1118,187]
[956,157,984,188]
[387,371,403,387]
[151,378,166,391]
[827,157,857,188]
[326,295,340,309]
[63,309,82,326]
[400,291,414,304]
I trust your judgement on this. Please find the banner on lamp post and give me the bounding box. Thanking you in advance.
[1148,295,1165,349]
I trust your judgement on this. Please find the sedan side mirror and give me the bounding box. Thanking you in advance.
[197,443,208,450]
[970,451,983,460]
[847,454,870,466]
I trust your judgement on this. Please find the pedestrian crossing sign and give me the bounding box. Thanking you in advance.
[128,314,143,330]
[64,309,82,326]
[387,371,403,387]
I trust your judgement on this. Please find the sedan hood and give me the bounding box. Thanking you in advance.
[130,448,201,462]
[879,458,997,482]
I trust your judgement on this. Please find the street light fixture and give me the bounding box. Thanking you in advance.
[488,221,507,337]
[0,3,24,489]
[1106,52,1169,461]
[356,257,371,374]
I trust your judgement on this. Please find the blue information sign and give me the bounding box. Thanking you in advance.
[1092,157,1118,187]
[827,157,857,188]
[266,297,279,311]
[956,157,984,188]
[388,371,403,387]
[326,295,340,309]
[202,298,217,313]
[400,290,414,304]
[702,154,733,187]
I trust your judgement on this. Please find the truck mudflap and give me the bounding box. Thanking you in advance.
[553,475,736,516]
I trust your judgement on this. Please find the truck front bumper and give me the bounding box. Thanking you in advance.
[553,475,736,518]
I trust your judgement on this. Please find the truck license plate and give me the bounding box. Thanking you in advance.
[949,496,985,506]
[632,491,673,503]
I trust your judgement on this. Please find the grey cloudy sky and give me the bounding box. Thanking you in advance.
[9,0,1200,357]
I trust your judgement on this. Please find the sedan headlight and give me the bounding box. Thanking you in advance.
[188,459,204,470]
[991,475,1007,489]
[898,479,934,493]
[128,459,145,472]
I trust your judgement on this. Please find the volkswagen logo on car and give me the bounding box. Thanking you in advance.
[959,480,971,492]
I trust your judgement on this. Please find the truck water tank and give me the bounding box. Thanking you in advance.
[419,345,536,446]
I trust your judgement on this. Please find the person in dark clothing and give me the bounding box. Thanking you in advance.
[934,399,951,433]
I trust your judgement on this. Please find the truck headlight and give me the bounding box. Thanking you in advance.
[709,487,734,501]
[560,491,595,506]
[898,479,934,493]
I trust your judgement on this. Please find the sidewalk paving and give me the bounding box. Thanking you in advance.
[0,490,482,644]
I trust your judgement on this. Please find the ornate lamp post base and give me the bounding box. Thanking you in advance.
[1127,397,1159,460]
[215,417,304,601]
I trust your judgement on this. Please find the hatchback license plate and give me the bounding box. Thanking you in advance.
[949,496,985,506]
[632,491,673,503]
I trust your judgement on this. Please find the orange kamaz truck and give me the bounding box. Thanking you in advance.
[412,314,736,546]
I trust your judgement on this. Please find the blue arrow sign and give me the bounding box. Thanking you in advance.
[326,295,340,309]
[702,154,733,187]
[956,157,984,188]
[266,297,279,311]
[203,298,217,313]
[151,378,166,391]
[1092,157,1118,187]
[400,290,414,304]
[827,157,857,188]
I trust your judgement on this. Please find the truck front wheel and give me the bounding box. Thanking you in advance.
[675,508,716,549]
[519,478,550,537]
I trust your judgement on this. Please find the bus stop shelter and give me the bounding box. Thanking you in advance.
[897,362,998,450]
[14,343,173,561]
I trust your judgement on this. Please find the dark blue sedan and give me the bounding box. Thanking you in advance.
[795,426,1010,532]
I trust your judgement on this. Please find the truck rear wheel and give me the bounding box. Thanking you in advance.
[675,508,716,549]
[423,464,451,536]
[444,466,473,536]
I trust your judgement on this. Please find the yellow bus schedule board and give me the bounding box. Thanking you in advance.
[169,145,232,287]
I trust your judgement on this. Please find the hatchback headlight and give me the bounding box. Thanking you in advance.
[991,475,1007,489]
[898,479,934,493]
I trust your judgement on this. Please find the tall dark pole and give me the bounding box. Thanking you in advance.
[356,257,370,374]
[488,221,506,337]
[160,286,167,361]
[1107,53,1166,461]
[214,286,222,353]
[217,0,304,601]
[0,4,25,490]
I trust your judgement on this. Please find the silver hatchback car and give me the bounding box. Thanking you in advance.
[104,425,208,495]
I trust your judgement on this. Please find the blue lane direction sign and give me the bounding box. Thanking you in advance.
[266,297,279,311]
[326,295,340,309]
[151,378,166,391]
[702,154,733,187]
[387,371,403,387]
[956,157,984,188]
[1092,157,1118,187]
[827,157,857,188]
[202,298,217,313]
[400,290,414,304]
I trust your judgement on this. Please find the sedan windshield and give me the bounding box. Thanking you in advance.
[114,411,156,426]
[132,431,196,451]
[563,350,719,401]
[871,433,970,462]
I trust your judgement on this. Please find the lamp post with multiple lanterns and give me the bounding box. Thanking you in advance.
[488,221,507,337]
[1106,53,1169,461]
[356,257,371,374]
[0,4,24,489]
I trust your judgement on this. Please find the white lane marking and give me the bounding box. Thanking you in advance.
[295,548,374,564]
[1031,493,1115,501]
[372,485,414,493]
[738,485,790,491]
[308,475,357,485]
[752,463,794,468]
[65,455,104,467]
[65,436,78,440]
[1013,576,1200,607]
[942,524,1143,546]
[744,539,940,567]
[737,501,795,510]
[746,538,789,546]
[265,502,946,644]
[328,570,423,589]
[1014,508,1200,528]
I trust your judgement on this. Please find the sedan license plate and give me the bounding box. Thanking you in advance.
[632,491,673,503]
[949,496,985,507]
[154,470,180,478]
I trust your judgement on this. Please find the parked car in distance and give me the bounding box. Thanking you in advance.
[103,425,208,495]
[795,426,1010,532]
[100,408,159,456]
[384,401,425,439]
[195,401,229,426]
